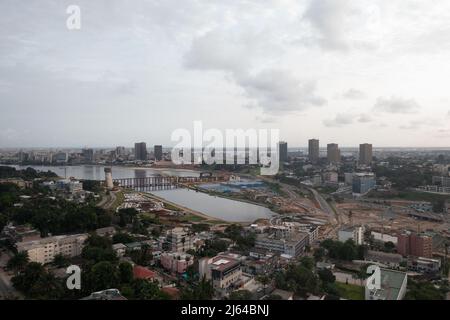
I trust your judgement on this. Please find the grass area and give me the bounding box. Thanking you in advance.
[316,186,339,194]
[335,282,365,300]
[369,190,450,202]
[111,191,124,210]
[179,214,206,222]
[162,202,182,211]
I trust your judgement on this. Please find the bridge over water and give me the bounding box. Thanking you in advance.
[113,173,219,191]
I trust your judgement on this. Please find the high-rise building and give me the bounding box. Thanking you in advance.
[134,142,147,161]
[397,232,433,258]
[308,139,320,164]
[327,143,341,164]
[359,143,373,165]
[279,141,288,163]
[154,145,163,161]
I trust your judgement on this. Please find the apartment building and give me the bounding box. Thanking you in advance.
[397,231,433,258]
[161,252,194,274]
[17,233,88,264]
[165,227,194,253]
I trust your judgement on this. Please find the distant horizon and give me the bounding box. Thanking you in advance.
[1,1,450,148]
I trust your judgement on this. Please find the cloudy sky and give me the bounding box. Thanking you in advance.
[1,0,450,148]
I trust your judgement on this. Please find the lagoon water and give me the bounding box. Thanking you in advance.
[7,165,199,180]
[150,188,276,222]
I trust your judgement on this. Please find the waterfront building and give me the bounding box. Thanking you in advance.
[134,142,147,161]
[154,145,163,161]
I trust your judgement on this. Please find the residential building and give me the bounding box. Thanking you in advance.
[134,142,147,161]
[81,289,127,300]
[397,231,433,258]
[154,145,163,161]
[338,226,364,245]
[359,143,373,165]
[308,139,320,164]
[112,243,127,257]
[165,227,194,253]
[17,233,88,264]
[327,143,341,164]
[352,172,376,195]
[365,268,407,300]
[160,252,194,274]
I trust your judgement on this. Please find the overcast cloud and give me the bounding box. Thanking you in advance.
[0,0,449,147]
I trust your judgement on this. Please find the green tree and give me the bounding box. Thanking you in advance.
[53,254,69,268]
[87,261,120,292]
[7,251,29,273]
[119,262,134,284]
[229,290,253,300]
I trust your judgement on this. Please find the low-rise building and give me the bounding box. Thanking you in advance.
[17,233,88,264]
[160,252,194,274]
[338,226,364,245]
[365,268,407,300]
[199,253,242,294]
[408,257,441,274]
[365,250,403,269]
[81,289,127,300]
[112,243,127,257]
[255,232,308,258]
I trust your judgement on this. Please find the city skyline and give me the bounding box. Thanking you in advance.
[1,1,450,148]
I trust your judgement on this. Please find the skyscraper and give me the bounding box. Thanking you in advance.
[279,141,288,163]
[359,143,373,165]
[154,145,163,161]
[327,143,341,164]
[308,139,319,164]
[134,142,147,161]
